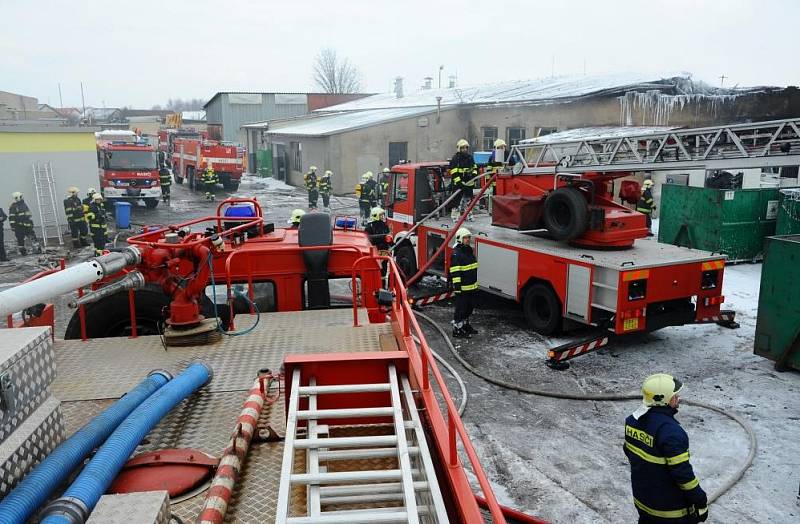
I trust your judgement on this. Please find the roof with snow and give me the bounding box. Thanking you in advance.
[181,110,206,121]
[316,73,732,112]
[248,107,437,137]
[522,126,681,144]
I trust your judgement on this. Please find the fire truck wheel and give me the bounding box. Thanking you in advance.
[394,244,417,282]
[174,173,184,184]
[145,198,159,209]
[543,187,589,241]
[64,288,169,339]
[523,283,562,335]
[222,179,240,191]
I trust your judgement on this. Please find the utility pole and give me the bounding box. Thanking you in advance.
[438,65,444,89]
[719,74,727,87]
[80,82,86,120]
[58,83,63,108]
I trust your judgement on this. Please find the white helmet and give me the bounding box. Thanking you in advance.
[494,138,507,148]
[93,193,103,202]
[455,227,472,244]
[642,179,654,189]
[457,139,469,149]
[11,192,22,201]
[309,166,317,172]
[382,167,390,173]
[67,186,79,195]
[324,170,332,177]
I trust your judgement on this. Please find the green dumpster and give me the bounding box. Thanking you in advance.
[257,149,273,178]
[658,185,781,262]
[754,235,800,371]
[775,188,800,235]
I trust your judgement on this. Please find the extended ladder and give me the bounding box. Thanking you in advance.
[31,162,63,245]
[276,365,449,523]
[510,117,800,174]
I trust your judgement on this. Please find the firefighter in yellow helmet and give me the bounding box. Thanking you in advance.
[86,193,108,256]
[364,207,391,251]
[318,170,333,211]
[449,139,477,221]
[201,162,219,202]
[357,172,375,226]
[9,192,36,256]
[449,227,479,338]
[624,374,708,524]
[288,208,305,229]
[64,186,90,248]
[304,166,319,210]
[637,179,656,236]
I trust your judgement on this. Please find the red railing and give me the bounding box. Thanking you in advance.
[351,255,507,523]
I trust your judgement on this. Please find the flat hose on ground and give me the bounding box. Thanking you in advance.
[414,311,757,507]
[0,371,172,523]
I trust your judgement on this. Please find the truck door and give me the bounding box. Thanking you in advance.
[414,168,436,221]
[565,264,592,321]
[385,169,414,224]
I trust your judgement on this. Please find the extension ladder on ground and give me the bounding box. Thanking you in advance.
[276,365,449,523]
[510,117,800,174]
[31,162,63,245]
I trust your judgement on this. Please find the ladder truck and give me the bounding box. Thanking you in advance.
[384,118,800,368]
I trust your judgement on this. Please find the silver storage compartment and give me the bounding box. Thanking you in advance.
[87,491,171,524]
[0,327,57,441]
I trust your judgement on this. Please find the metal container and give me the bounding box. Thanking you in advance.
[0,327,57,441]
[754,235,800,371]
[775,188,800,235]
[257,149,273,178]
[0,396,64,499]
[87,491,171,524]
[658,184,781,262]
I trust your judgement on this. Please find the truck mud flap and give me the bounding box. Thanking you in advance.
[546,333,612,370]
[695,309,739,329]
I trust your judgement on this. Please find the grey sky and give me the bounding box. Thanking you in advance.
[2,0,798,109]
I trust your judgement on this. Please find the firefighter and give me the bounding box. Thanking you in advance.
[86,193,108,256]
[9,192,36,256]
[364,207,392,252]
[304,166,319,210]
[637,179,656,236]
[449,227,479,338]
[357,172,373,225]
[318,170,333,211]
[83,188,96,210]
[624,374,708,524]
[449,139,477,221]
[201,163,219,201]
[0,206,8,261]
[363,171,377,213]
[287,208,305,229]
[63,186,90,248]
[484,138,508,214]
[159,164,172,203]
[377,167,390,205]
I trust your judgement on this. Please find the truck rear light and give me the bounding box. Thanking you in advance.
[701,269,719,289]
[704,295,724,306]
[621,307,645,331]
[627,279,647,301]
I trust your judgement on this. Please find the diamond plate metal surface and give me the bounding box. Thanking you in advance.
[0,396,64,499]
[0,327,57,441]
[87,491,171,524]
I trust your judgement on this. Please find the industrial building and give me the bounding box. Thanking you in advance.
[203,91,369,155]
[0,124,100,242]
[250,73,800,194]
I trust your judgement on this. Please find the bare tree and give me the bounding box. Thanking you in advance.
[313,48,362,94]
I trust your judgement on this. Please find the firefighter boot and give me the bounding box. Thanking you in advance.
[72,239,81,249]
[464,322,479,335]
[19,247,27,256]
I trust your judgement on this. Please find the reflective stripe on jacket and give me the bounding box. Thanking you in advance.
[449,244,478,293]
[63,195,84,223]
[637,188,655,214]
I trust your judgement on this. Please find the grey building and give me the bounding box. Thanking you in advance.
[248,73,800,194]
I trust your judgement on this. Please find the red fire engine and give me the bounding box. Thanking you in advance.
[96,130,162,208]
[384,119,800,367]
[171,136,244,191]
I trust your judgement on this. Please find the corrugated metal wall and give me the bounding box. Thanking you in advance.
[220,93,309,143]
[205,97,224,126]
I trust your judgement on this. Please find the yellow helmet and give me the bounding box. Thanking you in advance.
[11,192,22,201]
[456,139,469,149]
[642,373,683,407]
[309,166,317,172]
[93,193,103,202]
[67,186,79,195]
[455,227,472,243]
[642,179,654,189]
[382,167,390,173]
[289,208,306,225]
[363,171,373,180]
[370,207,385,221]
[494,138,507,148]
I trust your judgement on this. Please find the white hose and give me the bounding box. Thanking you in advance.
[414,311,757,505]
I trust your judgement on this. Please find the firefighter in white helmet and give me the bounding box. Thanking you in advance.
[63,186,90,248]
[9,192,36,256]
[288,208,306,229]
[304,166,319,210]
[450,139,477,221]
[449,227,479,338]
[357,172,374,226]
[86,193,108,256]
[624,374,708,524]
[318,170,333,211]
[637,179,656,236]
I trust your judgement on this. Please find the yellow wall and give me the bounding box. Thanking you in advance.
[0,132,96,153]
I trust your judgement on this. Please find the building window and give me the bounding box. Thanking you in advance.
[537,127,558,137]
[290,141,302,171]
[506,127,526,146]
[481,127,498,150]
[389,142,408,167]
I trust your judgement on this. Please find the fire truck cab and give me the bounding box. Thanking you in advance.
[384,162,728,337]
[96,131,161,208]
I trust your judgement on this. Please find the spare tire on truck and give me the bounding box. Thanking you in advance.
[543,187,589,241]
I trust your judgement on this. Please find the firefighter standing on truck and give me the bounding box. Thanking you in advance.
[86,193,108,256]
[318,170,333,211]
[357,172,374,225]
[159,164,172,203]
[484,138,508,214]
[638,179,656,236]
[449,227,479,338]
[201,163,219,202]
[9,192,36,255]
[450,139,477,221]
[625,373,708,524]
[377,167,390,205]
[304,166,319,210]
[63,186,89,248]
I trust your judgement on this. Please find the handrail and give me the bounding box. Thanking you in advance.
[126,214,264,249]
[350,254,507,523]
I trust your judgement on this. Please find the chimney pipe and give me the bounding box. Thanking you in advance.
[423,77,433,90]
[394,77,404,99]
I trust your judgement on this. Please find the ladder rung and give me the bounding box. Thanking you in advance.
[318,446,419,461]
[320,493,405,505]
[294,435,397,449]
[318,481,429,497]
[299,383,391,395]
[286,511,410,524]
[297,407,395,420]
[323,507,430,517]
[291,469,402,485]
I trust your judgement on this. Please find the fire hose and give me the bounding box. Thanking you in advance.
[414,311,757,514]
[197,373,278,524]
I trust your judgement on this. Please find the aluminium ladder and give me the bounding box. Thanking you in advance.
[510,117,800,175]
[31,162,63,245]
[276,365,449,524]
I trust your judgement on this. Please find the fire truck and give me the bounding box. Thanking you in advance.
[384,118,800,367]
[171,136,244,191]
[96,130,162,208]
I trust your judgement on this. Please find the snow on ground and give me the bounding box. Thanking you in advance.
[420,253,799,524]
